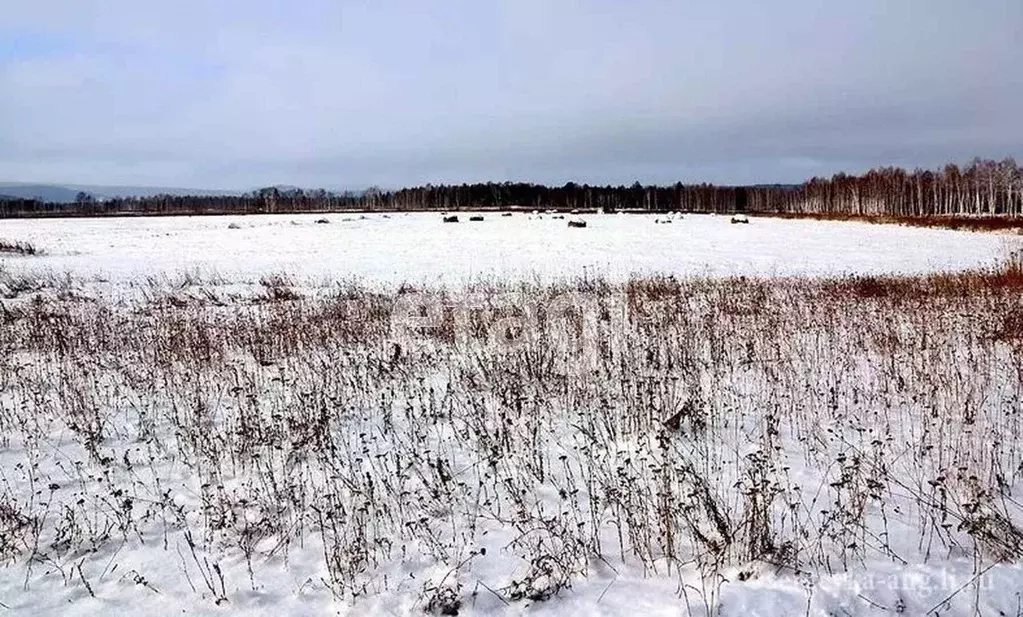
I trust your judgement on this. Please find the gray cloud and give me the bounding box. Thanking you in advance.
[1,0,1020,189]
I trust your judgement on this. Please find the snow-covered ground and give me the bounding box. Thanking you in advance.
[2,214,1023,617]
[1,212,1018,286]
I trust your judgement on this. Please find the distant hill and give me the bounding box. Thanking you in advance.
[0,184,84,202]
[745,183,801,190]
[0,183,241,203]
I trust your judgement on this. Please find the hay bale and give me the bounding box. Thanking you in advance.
[443,215,459,223]
[469,215,484,222]
[568,219,587,228]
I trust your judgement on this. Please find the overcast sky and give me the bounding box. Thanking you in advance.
[1,0,1020,190]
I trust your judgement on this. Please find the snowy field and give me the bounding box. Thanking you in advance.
[2,215,1023,617]
[1,212,1019,286]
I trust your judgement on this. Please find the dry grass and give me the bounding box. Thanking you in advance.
[756,212,1023,233]
[2,261,1023,610]
[0,239,41,255]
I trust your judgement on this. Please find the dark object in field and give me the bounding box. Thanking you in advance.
[664,410,683,431]
[469,216,484,222]
[552,215,565,219]
[315,218,330,224]
[568,220,587,228]
[731,215,750,224]
[664,398,702,432]
[227,223,241,230]
[501,212,513,217]
[443,215,459,223]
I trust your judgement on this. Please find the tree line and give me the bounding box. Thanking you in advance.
[1,157,1019,219]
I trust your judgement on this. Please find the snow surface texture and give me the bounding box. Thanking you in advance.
[1,212,1019,286]
[1,216,1023,616]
